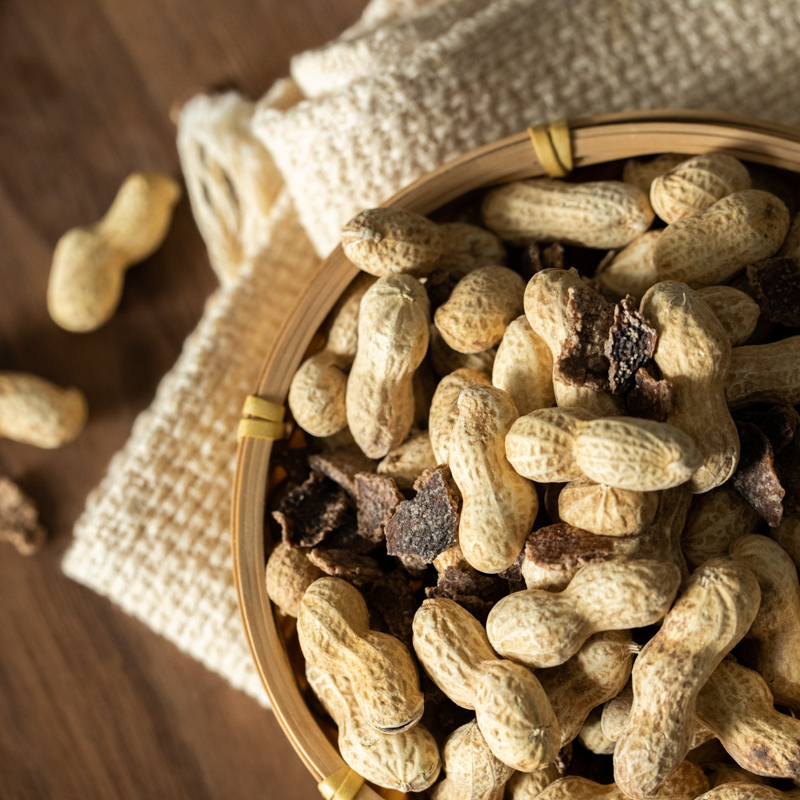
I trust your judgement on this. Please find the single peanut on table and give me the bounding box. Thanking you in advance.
[448,385,538,574]
[0,372,87,448]
[345,273,430,458]
[413,598,561,772]
[486,559,681,668]
[614,558,761,800]
[297,577,424,733]
[306,665,441,793]
[48,172,181,332]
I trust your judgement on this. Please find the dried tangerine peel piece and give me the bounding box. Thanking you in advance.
[733,422,785,527]
[307,548,384,587]
[747,256,800,326]
[625,366,673,422]
[605,296,658,394]
[355,473,404,546]
[308,445,377,498]
[273,471,351,548]
[385,466,460,563]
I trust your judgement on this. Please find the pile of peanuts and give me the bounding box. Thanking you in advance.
[268,152,800,800]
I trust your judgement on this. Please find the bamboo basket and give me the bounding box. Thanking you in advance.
[231,109,800,800]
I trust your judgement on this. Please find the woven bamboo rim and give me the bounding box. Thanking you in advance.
[231,109,800,799]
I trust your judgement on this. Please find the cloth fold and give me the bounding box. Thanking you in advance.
[63,0,800,703]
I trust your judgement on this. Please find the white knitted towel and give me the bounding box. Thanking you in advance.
[62,0,800,704]
[257,0,800,257]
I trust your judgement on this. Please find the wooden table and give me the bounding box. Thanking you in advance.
[0,1,367,796]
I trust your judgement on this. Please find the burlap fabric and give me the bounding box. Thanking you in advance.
[62,0,800,704]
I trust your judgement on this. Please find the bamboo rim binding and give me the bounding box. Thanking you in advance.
[237,394,287,441]
[528,118,573,177]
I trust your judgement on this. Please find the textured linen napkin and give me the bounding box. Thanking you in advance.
[62,0,800,704]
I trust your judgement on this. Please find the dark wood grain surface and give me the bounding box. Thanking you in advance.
[0,1,368,797]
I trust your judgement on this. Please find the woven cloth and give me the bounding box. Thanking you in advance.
[62,0,800,704]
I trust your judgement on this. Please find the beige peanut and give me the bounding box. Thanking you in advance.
[524,269,624,416]
[429,325,496,378]
[0,372,87,448]
[377,431,438,490]
[695,786,800,800]
[577,707,617,756]
[492,315,555,416]
[653,189,789,288]
[48,172,180,332]
[681,485,763,570]
[428,368,492,465]
[431,720,512,800]
[521,487,691,592]
[595,229,662,300]
[486,559,681,668]
[725,336,800,408]
[413,598,561,772]
[297,577,424,733]
[650,153,751,224]
[640,280,739,493]
[506,407,701,492]
[535,762,709,800]
[613,558,761,800]
[289,276,377,437]
[481,179,654,249]
[436,222,508,277]
[696,286,760,347]
[696,659,800,782]
[434,266,524,354]
[729,535,800,710]
[341,207,443,277]
[558,478,659,537]
[623,153,688,194]
[306,665,440,792]
[601,682,714,751]
[505,763,562,800]
[537,630,636,746]
[771,512,800,570]
[345,274,430,458]
[265,542,323,617]
[449,386,538,573]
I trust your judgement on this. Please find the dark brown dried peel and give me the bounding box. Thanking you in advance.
[740,405,800,454]
[747,256,800,326]
[384,466,460,563]
[525,523,617,568]
[733,421,785,527]
[499,550,527,593]
[605,295,658,394]
[364,569,419,650]
[308,445,377,498]
[273,471,351,548]
[0,477,47,556]
[307,549,384,587]
[625,365,673,422]
[427,566,509,605]
[355,473,404,547]
[542,242,565,271]
[555,285,615,390]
